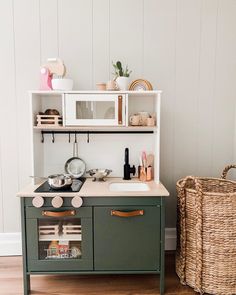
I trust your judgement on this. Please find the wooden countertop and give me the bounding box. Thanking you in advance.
[16,177,169,198]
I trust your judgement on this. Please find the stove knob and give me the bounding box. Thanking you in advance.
[71,196,83,208]
[51,196,63,208]
[32,196,44,208]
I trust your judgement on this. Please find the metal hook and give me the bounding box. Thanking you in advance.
[41,132,44,143]
[87,131,90,143]
[68,133,71,143]
[52,132,55,143]
[74,132,77,143]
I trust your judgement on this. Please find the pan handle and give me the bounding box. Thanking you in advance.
[73,137,79,157]
[30,176,47,179]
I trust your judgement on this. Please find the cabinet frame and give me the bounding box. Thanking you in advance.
[29,90,161,182]
[21,196,165,295]
[22,88,166,295]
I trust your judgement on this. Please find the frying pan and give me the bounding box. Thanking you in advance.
[65,137,86,178]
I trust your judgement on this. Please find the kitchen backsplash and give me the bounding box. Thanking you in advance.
[43,134,155,177]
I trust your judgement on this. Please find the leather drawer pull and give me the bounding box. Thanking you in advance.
[118,95,122,125]
[42,210,76,217]
[111,210,144,217]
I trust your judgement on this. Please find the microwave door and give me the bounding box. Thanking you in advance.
[65,94,125,126]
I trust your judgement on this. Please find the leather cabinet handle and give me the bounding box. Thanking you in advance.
[42,210,76,217]
[118,95,123,125]
[111,210,144,217]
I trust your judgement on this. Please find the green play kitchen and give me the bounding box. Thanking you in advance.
[17,90,169,295]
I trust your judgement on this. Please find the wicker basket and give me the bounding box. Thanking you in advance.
[176,165,236,295]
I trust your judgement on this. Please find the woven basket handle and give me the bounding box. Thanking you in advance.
[221,164,236,179]
[178,176,203,293]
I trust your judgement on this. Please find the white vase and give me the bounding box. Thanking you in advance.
[116,76,129,91]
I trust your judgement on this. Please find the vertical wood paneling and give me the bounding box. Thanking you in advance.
[58,0,93,89]
[13,0,41,231]
[173,0,202,180]
[93,0,110,85]
[212,0,236,176]
[40,0,58,63]
[14,0,40,186]
[0,137,3,232]
[196,0,218,176]
[110,0,143,79]
[143,0,177,227]
[1,0,236,232]
[0,0,19,232]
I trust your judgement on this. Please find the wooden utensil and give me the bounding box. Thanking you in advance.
[142,151,147,168]
[147,154,154,167]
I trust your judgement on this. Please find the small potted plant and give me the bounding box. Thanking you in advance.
[112,61,132,90]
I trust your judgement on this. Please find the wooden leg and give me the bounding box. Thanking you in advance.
[23,273,30,295]
[160,268,165,295]
[160,197,165,295]
[21,198,30,294]
[159,242,165,295]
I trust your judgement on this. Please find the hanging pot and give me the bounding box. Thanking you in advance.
[64,138,86,178]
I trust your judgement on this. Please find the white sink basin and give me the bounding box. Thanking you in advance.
[109,182,149,192]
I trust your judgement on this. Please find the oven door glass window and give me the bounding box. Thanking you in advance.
[38,218,82,260]
[76,101,115,120]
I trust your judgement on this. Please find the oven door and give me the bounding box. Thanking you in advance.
[25,207,93,271]
[64,94,125,126]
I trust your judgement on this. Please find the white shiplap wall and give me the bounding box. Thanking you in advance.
[0,0,236,232]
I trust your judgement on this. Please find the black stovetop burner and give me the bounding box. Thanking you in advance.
[34,178,86,193]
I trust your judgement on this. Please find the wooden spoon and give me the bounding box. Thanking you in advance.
[147,154,154,167]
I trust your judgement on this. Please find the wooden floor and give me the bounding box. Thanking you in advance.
[0,252,197,295]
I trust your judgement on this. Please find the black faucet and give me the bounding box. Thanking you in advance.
[123,148,136,180]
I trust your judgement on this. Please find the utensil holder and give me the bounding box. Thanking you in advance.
[138,166,152,182]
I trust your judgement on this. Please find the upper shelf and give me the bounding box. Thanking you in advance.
[33,125,157,132]
[29,90,162,96]
[31,90,160,134]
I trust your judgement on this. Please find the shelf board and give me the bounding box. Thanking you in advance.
[39,234,82,242]
[29,90,162,95]
[33,126,157,132]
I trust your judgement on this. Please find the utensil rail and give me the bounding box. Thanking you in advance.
[40,130,154,143]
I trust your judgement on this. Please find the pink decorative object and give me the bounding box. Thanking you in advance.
[40,67,52,90]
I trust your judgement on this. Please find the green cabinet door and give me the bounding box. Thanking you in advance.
[25,207,93,271]
[94,205,160,271]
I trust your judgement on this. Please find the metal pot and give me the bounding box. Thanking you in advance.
[47,174,73,189]
[31,174,73,189]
